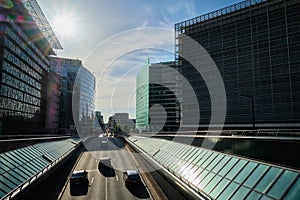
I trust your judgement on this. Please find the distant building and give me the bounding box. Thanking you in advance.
[175,0,300,129]
[0,0,62,134]
[136,60,179,132]
[95,111,105,131]
[108,113,135,134]
[112,113,135,133]
[50,57,95,134]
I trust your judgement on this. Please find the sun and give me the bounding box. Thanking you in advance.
[52,13,76,39]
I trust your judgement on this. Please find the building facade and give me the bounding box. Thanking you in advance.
[0,0,61,135]
[175,0,300,129]
[45,70,60,133]
[50,57,95,135]
[136,60,179,132]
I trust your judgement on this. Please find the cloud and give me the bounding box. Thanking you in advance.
[85,27,175,121]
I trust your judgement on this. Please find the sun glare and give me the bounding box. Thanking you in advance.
[53,14,76,39]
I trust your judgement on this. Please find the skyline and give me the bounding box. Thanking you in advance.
[37,0,242,122]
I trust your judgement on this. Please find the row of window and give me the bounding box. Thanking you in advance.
[0,96,40,114]
[1,73,41,99]
[5,18,50,67]
[3,36,45,76]
[2,61,41,90]
[3,49,42,84]
[4,28,48,74]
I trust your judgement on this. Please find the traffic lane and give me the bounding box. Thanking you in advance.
[60,137,150,200]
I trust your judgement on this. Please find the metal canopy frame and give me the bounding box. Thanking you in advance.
[21,0,63,50]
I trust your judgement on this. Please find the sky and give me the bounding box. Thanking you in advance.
[37,0,242,122]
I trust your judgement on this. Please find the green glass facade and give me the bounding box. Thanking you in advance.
[136,60,179,132]
[175,0,300,129]
[136,60,149,131]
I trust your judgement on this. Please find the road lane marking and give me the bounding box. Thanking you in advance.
[105,177,108,200]
[115,175,118,182]
[91,177,94,184]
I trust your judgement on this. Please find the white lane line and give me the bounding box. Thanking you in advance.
[105,177,108,200]
[115,175,119,182]
[91,177,94,184]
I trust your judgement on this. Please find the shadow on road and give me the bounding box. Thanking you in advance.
[99,166,116,177]
[70,184,89,196]
[125,183,150,199]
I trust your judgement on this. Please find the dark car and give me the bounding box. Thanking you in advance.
[70,170,89,186]
[123,170,141,185]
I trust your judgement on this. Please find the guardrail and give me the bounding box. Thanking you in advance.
[133,129,300,138]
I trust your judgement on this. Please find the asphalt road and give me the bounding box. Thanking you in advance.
[60,136,151,200]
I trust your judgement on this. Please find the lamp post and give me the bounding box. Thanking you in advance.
[240,94,255,129]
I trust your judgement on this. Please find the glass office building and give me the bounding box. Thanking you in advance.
[50,57,95,134]
[175,0,300,129]
[136,60,179,132]
[0,0,61,134]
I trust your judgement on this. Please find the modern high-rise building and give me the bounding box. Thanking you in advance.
[50,57,95,134]
[175,0,300,129]
[0,0,62,134]
[136,60,179,132]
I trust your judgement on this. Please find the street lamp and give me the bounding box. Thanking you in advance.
[240,94,255,129]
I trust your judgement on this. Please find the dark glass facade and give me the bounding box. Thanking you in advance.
[50,57,95,134]
[0,2,54,134]
[175,0,300,129]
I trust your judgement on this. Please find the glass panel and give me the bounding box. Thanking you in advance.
[191,150,203,164]
[246,191,262,200]
[0,189,6,198]
[230,186,250,200]
[198,172,215,190]
[192,169,209,188]
[217,181,239,200]
[181,163,195,178]
[187,166,203,182]
[0,165,5,174]
[254,167,282,193]
[9,169,26,182]
[14,166,31,180]
[0,179,13,192]
[1,155,17,167]
[196,151,211,167]
[206,155,224,171]
[209,178,230,199]
[234,161,257,184]
[219,157,239,177]
[202,152,218,169]
[226,159,247,180]
[284,177,300,200]
[268,170,298,199]
[1,173,20,188]
[203,175,222,194]
[178,162,192,175]
[173,159,186,171]
[212,155,231,174]
[182,148,194,160]
[244,164,269,188]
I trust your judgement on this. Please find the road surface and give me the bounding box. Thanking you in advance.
[60,136,151,200]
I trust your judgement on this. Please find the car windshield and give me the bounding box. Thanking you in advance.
[71,172,85,178]
[128,174,139,179]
